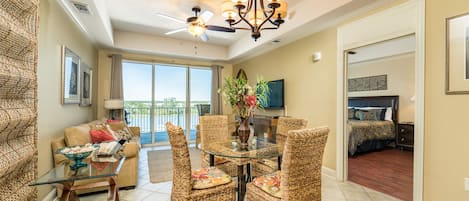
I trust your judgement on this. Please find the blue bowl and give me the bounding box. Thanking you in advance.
[59,145,99,171]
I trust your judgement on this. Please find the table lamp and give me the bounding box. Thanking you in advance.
[104,99,123,120]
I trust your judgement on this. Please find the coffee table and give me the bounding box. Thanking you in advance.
[30,156,125,201]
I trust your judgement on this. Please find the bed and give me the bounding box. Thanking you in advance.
[347,96,398,156]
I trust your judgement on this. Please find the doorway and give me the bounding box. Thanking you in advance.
[122,61,212,145]
[345,35,415,200]
[336,1,425,201]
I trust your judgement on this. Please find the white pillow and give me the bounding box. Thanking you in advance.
[384,107,393,121]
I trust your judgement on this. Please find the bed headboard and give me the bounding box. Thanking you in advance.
[348,96,399,124]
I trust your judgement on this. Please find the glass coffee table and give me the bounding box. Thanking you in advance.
[30,156,125,201]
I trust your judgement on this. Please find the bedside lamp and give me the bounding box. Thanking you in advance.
[104,99,123,120]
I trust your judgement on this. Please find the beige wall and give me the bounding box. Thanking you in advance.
[348,53,415,122]
[234,27,338,170]
[425,0,469,200]
[96,50,233,119]
[37,0,98,199]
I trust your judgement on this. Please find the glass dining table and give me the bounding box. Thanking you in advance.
[202,137,283,201]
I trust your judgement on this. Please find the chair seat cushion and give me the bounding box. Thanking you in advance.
[191,167,231,189]
[253,171,282,198]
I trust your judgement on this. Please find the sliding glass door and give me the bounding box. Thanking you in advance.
[123,61,212,145]
[154,64,187,143]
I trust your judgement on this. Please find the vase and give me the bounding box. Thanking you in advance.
[238,117,250,147]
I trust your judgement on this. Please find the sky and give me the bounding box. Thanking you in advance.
[122,62,212,102]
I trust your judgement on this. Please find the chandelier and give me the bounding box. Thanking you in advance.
[220,0,288,41]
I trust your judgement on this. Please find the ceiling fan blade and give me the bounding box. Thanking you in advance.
[156,13,186,24]
[199,33,209,42]
[206,25,235,33]
[200,10,213,23]
[165,28,187,35]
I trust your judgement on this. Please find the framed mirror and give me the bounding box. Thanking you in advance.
[61,46,81,104]
[79,62,92,107]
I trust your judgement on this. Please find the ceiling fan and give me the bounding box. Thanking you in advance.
[157,6,235,42]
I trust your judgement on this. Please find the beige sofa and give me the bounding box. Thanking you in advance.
[51,120,140,194]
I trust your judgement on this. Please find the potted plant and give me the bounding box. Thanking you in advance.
[220,76,269,146]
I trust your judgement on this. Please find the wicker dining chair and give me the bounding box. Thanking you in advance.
[246,127,329,201]
[165,122,236,201]
[251,117,308,176]
[199,115,238,177]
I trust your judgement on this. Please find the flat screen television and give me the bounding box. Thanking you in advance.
[261,79,284,110]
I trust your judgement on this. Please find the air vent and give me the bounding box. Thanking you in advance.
[71,1,91,15]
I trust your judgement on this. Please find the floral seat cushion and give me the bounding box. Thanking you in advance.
[253,171,282,198]
[192,167,232,189]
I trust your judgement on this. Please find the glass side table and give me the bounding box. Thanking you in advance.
[30,156,125,201]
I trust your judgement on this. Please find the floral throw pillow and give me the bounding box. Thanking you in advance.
[253,171,282,198]
[113,126,134,141]
[191,167,231,189]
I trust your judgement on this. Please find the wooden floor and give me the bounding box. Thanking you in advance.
[348,148,413,201]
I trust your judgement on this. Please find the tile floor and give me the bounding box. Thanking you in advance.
[79,147,400,201]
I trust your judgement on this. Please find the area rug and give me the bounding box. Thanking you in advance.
[148,148,201,183]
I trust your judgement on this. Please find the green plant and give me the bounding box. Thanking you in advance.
[220,76,269,118]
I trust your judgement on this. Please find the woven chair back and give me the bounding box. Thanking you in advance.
[281,127,329,201]
[199,115,230,148]
[165,122,192,198]
[276,117,308,151]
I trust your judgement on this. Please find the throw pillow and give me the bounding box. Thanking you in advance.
[114,126,134,141]
[89,129,116,143]
[358,110,376,120]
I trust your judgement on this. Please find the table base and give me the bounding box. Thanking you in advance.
[57,176,119,201]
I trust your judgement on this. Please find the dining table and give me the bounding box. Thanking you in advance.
[202,137,282,201]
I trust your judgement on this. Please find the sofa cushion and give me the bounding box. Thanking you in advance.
[191,167,231,189]
[64,124,92,146]
[253,171,282,198]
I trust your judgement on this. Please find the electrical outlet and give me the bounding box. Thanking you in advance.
[464,178,469,191]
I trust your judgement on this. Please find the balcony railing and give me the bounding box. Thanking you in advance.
[124,106,201,144]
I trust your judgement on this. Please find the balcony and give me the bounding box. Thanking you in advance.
[125,106,202,144]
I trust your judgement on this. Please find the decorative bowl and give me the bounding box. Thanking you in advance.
[58,144,99,171]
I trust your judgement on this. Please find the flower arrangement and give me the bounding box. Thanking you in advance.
[220,76,269,119]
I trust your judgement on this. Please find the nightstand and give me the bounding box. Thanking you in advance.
[396,122,414,149]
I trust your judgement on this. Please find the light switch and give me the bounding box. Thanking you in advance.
[464,178,469,191]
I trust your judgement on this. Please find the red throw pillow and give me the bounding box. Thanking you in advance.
[89,129,115,143]
[107,119,121,124]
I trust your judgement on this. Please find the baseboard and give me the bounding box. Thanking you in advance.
[322,166,336,178]
[42,189,57,201]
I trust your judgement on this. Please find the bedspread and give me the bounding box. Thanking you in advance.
[347,120,395,155]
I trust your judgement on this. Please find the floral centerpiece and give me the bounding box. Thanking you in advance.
[220,76,269,145]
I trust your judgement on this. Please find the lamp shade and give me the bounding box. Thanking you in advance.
[104,99,123,109]
[222,0,237,19]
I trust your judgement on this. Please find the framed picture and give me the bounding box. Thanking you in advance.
[79,62,92,107]
[61,46,81,104]
[446,13,469,94]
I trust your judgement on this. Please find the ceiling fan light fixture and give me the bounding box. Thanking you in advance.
[188,23,206,37]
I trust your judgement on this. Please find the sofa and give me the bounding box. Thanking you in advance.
[51,120,140,194]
